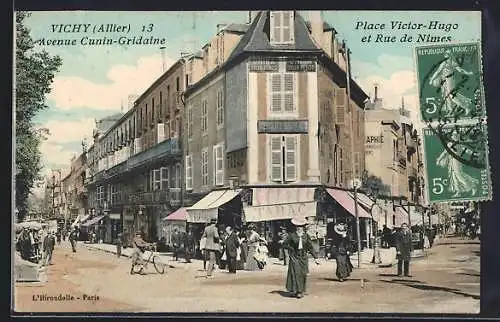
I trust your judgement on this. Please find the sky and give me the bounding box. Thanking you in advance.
[21,10,481,195]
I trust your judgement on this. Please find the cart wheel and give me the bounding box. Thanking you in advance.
[153,256,165,274]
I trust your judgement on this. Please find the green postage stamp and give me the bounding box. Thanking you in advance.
[422,125,491,204]
[415,42,485,123]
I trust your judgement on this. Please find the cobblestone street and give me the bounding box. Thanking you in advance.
[14,236,479,313]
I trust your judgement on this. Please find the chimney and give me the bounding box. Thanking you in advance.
[309,10,323,49]
[374,84,379,101]
[160,46,166,72]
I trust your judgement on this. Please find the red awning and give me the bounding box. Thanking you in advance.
[326,188,372,218]
[163,207,188,221]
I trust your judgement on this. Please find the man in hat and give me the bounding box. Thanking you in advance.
[395,223,413,277]
[69,226,79,253]
[201,218,220,277]
[115,233,123,258]
[130,231,153,275]
[284,216,320,299]
[224,226,240,273]
[171,228,183,261]
[332,222,353,282]
[278,226,289,266]
[42,231,56,266]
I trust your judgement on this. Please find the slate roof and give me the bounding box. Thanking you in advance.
[223,23,249,34]
[185,11,369,106]
[304,21,337,33]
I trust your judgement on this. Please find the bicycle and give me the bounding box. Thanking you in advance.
[130,244,165,275]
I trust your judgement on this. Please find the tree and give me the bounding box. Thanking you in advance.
[360,170,391,197]
[15,12,62,222]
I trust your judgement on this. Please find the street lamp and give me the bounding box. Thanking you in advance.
[339,40,362,268]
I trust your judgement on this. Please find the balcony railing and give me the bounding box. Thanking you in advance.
[128,188,181,205]
[127,137,181,170]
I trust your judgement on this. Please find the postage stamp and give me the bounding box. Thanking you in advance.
[13,10,485,315]
[422,125,491,204]
[415,42,485,123]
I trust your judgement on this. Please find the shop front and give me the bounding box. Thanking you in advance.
[161,207,188,247]
[242,186,320,258]
[316,187,373,254]
[186,188,243,233]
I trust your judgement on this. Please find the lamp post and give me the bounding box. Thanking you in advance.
[339,40,362,268]
[367,187,382,264]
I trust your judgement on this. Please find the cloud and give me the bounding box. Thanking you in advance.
[353,54,424,129]
[48,53,176,111]
[39,141,76,169]
[40,118,95,145]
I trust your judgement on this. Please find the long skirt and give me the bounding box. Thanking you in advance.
[286,254,308,295]
[335,254,353,279]
[245,245,260,271]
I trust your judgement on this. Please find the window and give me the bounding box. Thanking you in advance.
[270,11,295,45]
[201,148,209,187]
[269,135,297,183]
[187,105,193,139]
[159,92,163,119]
[152,97,155,123]
[216,90,224,127]
[354,151,360,177]
[175,163,181,190]
[185,155,193,191]
[111,184,121,204]
[176,77,180,92]
[186,60,193,86]
[201,98,208,134]
[161,167,169,190]
[335,88,346,125]
[269,72,295,113]
[152,169,161,191]
[96,185,104,206]
[213,143,224,186]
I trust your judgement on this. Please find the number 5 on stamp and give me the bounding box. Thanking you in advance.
[422,126,492,204]
[415,42,485,123]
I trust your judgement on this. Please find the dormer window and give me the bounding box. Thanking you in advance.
[270,11,295,45]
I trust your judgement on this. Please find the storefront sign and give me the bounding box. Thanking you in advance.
[286,60,316,72]
[248,60,279,72]
[257,120,308,134]
[109,213,121,220]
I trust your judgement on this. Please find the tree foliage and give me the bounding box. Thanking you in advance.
[360,170,391,197]
[15,11,62,222]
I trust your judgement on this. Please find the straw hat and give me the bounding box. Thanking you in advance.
[291,216,307,226]
[334,222,348,236]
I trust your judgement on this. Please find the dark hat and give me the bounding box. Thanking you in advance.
[210,218,217,223]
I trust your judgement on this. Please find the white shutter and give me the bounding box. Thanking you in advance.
[214,143,224,186]
[284,136,297,182]
[185,155,193,190]
[282,11,291,42]
[288,11,294,42]
[269,11,277,43]
[157,123,165,143]
[270,136,283,182]
[270,74,282,112]
[283,73,295,112]
[161,167,169,190]
[335,88,346,125]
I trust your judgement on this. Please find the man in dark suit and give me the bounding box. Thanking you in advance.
[395,223,413,277]
[172,228,183,261]
[224,227,240,273]
[202,218,220,277]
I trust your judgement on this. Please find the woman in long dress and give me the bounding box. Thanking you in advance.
[245,224,262,271]
[332,222,353,282]
[284,217,320,298]
[436,143,478,197]
[428,49,474,116]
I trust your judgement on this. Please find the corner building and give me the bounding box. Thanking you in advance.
[184,11,369,252]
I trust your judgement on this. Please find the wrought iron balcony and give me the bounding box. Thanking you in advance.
[128,188,180,205]
[127,137,181,170]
